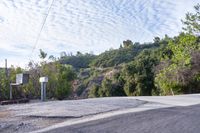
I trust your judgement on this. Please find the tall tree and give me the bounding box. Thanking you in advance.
[123,40,133,48]
[182,3,200,34]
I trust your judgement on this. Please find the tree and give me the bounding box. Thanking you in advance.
[76,51,82,56]
[49,55,56,61]
[155,4,200,95]
[182,3,200,34]
[122,49,160,96]
[56,65,76,100]
[0,70,9,100]
[90,40,159,68]
[153,37,161,45]
[60,53,96,69]
[123,40,133,48]
[39,49,47,59]
[155,33,200,95]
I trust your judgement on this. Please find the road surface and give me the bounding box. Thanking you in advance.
[1,95,200,133]
[44,104,200,133]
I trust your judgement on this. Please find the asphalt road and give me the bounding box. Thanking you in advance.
[45,104,200,133]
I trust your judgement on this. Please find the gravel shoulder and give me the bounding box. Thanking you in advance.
[0,98,145,133]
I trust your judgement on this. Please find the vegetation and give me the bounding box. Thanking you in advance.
[182,3,200,34]
[60,52,96,69]
[56,64,76,100]
[0,3,199,100]
[90,40,159,68]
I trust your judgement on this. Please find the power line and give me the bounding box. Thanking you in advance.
[29,0,55,59]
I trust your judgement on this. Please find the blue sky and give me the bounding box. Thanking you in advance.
[0,0,199,68]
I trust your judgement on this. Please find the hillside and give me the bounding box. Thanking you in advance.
[0,4,200,101]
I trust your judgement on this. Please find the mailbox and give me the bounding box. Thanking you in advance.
[39,77,48,83]
[16,73,29,85]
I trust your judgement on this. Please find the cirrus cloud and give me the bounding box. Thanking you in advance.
[0,0,199,67]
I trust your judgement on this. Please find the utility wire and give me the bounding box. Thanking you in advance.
[29,0,55,59]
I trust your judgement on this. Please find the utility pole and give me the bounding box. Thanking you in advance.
[5,59,8,78]
[5,59,12,100]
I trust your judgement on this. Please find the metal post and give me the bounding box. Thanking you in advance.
[41,82,44,101]
[44,82,46,101]
[41,82,47,101]
[10,83,12,100]
[40,77,48,101]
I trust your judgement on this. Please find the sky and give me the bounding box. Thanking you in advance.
[0,0,199,68]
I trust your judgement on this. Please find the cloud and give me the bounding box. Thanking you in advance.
[0,0,199,67]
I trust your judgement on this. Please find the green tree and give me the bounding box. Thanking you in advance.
[122,49,160,96]
[153,37,161,44]
[60,53,96,69]
[155,33,200,95]
[90,40,159,68]
[56,65,76,100]
[0,70,9,100]
[39,49,47,59]
[182,3,200,34]
[123,40,133,48]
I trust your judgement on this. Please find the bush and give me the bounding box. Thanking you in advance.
[56,81,71,100]
[88,84,100,98]
[55,65,76,100]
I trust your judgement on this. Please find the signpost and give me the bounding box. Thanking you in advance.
[10,73,29,100]
[39,77,48,101]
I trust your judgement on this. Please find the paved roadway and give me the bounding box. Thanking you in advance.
[45,104,200,133]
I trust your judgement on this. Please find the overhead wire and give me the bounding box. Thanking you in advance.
[29,0,55,59]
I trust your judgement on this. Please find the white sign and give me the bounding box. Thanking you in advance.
[16,73,29,84]
[39,77,48,83]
